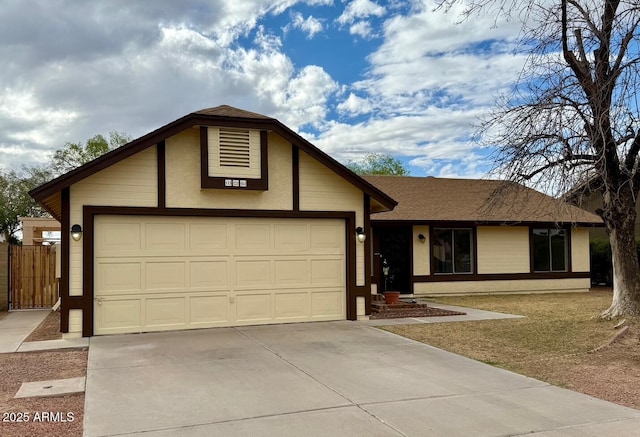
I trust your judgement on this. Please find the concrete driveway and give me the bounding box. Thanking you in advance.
[84,322,640,436]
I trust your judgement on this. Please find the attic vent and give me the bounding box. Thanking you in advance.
[219,129,251,168]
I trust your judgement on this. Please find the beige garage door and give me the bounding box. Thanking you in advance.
[94,215,346,335]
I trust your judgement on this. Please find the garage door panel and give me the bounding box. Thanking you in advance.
[96,299,142,333]
[311,291,344,318]
[274,224,309,251]
[235,260,272,287]
[189,295,230,324]
[235,294,272,322]
[311,224,343,251]
[189,223,228,250]
[311,259,344,286]
[275,293,309,319]
[189,260,229,289]
[274,259,310,285]
[96,222,142,254]
[95,216,346,335]
[145,223,186,251]
[235,224,270,250]
[145,262,186,290]
[145,297,186,328]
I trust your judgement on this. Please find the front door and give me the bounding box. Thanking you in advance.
[375,226,412,294]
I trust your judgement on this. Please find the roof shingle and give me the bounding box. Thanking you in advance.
[363,176,602,225]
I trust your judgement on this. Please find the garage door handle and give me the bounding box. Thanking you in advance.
[95,297,103,305]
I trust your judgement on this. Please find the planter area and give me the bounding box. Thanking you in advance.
[370,296,466,319]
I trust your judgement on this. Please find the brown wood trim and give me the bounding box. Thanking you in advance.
[157,141,166,209]
[31,112,397,212]
[413,271,590,282]
[292,146,300,211]
[200,127,269,190]
[81,207,360,335]
[371,219,603,228]
[346,213,357,320]
[82,207,94,337]
[60,188,70,333]
[363,195,372,315]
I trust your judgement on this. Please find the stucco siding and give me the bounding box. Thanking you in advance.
[477,226,530,274]
[298,151,366,286]
[165,129,292,210]
[414,277,590,295]
[412,225,430,275]
[67,146,158,334]
[571,227,590,272]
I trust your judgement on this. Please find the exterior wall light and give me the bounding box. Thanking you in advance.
[418,233,426,243]
[71,224,83,242]
[355,227,366,243]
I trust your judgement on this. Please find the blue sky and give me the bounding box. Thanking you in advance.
[0,0,526,178]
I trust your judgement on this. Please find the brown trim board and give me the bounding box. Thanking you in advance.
[157,141,166,209]
[60,188,70,333]
[292,146,300,211]
[30,111,397,212]
[413,271,590,282]
[81,206,358,336]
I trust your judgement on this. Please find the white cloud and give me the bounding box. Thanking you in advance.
[289,12,324,38]
[337,0,386,24]
[349,21,374,38]
[337,93,373,116]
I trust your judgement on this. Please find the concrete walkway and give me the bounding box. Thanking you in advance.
[0,310,89,353]
[84,322,640,437]
[0,310,49,353]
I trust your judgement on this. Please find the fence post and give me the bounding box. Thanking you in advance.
[0,243,8,311]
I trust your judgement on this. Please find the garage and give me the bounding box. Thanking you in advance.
[94,215,346,335]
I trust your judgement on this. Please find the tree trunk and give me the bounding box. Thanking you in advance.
[602,204,640,318]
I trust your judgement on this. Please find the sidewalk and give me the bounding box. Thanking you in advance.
[0,310,49,353]
[0,310,89,353]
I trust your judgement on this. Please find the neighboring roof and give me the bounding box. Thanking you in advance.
[363,175,603,225]
[30,105,397,219]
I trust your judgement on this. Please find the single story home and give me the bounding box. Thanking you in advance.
[363,176,602,296]
[30,105,602,338]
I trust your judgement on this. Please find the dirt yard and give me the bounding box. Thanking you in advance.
[0,311,86,437]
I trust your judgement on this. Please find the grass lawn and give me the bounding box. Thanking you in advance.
[381,290,640,409]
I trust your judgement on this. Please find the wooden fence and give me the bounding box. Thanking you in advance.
[9,245,58,309]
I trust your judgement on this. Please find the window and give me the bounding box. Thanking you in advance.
[532,228,567,272]
[432,228,473,274]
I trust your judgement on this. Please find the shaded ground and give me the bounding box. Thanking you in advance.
[1,311,85,436]
[382,291,640,410]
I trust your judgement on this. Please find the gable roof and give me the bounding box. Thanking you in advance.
[363,175,603,225]
[30,105,397,219]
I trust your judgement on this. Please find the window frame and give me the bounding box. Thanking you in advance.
[530,227,571,273]
[430,226,475,275]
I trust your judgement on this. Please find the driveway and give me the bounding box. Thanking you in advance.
[84,321,640,436]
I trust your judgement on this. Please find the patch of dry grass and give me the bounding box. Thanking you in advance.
[383,292,619,368]
[381,291,640,409]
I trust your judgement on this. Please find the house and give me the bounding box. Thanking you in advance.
[20,217,61,245]
[363,176,602,296]
[29,105,396,337]
[30,105,601,338]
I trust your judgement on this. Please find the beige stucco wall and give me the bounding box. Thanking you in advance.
[571,227,590,272]
[412,225,430,275]
[414,277,590,295]
[166,129,293,210]
[67,146,158,335]
[477,226,530,274]
[298,151,366,286]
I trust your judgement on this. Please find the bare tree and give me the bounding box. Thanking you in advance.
[445,0,640,316]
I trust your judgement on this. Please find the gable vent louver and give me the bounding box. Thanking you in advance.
[219,129,251,168]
